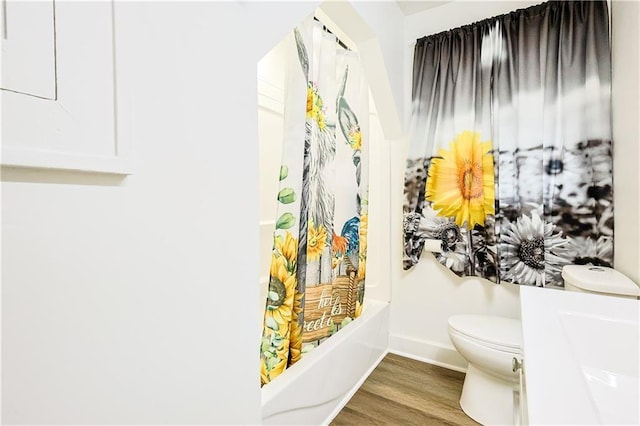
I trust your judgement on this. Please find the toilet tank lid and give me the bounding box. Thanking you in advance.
[562,265,640,297]
[448,314,522,349]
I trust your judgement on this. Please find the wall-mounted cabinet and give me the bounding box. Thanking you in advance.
[1,1,56,99]
[1,1,130,174]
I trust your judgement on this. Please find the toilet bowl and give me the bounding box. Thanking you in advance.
[448,314,522,426]
[448,266,639,425]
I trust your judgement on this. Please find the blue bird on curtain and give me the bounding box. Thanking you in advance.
[333,217,360,258]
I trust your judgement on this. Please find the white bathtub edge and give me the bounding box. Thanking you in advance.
[389,334,468,373]
[261,300,390,425]
[322,348,389,425]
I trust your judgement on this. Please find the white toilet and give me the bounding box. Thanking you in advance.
[448,265,640,426]
[562,265,640,299]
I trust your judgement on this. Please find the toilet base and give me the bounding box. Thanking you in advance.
[460,364,519,425]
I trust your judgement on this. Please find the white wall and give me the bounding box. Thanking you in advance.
[611,0,640,285]
[257,37,287,321]
[390,0,640,370]
[5,1,632,422]
[1,1,406,424]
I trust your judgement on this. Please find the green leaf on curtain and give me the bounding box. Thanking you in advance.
[261,337,271,353]
[265,316,279,331]
[271,334,283,345]
[279,165,288,181]
[268,291,279,301]
[277,188,296,204]
[276,212,295,229]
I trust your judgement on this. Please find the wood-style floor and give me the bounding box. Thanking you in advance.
[331,353,480,426]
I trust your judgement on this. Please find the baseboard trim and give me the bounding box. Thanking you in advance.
[389,334,468,373]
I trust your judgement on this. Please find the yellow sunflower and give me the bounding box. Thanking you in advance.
[355,300,363,318]
[288,320,302,365]
[306,84,326,130]
[288,291,304,365]
[357,252,367,279]
[426,131,495,228]
[307,220,327,260]
[306,86,314,115]
[292,290,303,316]
[349,130,362,151]
[264,341,290,383]
[274,231,298,271]
[317,111,326,130]
[357,214,368,279]
[265,254,296,337]
[359,214,368,251]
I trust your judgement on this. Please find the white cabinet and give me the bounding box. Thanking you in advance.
[1,1,129,174]
[520,286,640,425]
[1,0,56,99]
[514,356,529,426]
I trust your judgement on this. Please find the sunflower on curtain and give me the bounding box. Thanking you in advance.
[403,0,613,288]
[260,17,369,386]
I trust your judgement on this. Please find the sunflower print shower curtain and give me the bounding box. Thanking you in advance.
[260,16,369,385]
[404,0,613,288]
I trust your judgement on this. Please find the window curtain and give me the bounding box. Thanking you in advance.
[403,0,613,288]
[260,16,369,385]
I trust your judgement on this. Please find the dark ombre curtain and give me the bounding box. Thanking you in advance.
[403,0,613,288]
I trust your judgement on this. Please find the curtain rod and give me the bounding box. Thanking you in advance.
[313,16,351,51]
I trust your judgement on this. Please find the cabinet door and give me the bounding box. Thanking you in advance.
[1,1,129,174]
[516,357,529,426]
[1,0,56,99]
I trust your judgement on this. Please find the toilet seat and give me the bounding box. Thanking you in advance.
[448,314,522,353]
[449,327,521,354]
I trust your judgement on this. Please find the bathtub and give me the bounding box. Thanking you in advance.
[261,299,390,425]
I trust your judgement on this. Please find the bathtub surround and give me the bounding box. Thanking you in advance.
[403,0,613,288]
[259,15,370,385]
[262,300,389,425]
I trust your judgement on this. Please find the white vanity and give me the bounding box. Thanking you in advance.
[520,286,639,425]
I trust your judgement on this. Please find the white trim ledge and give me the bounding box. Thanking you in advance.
[2,147,131,175]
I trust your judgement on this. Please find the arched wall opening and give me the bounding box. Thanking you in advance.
[256,2,405,424]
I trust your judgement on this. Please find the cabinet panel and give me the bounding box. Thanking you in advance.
[1,1,129,174]
[1,0,56,99]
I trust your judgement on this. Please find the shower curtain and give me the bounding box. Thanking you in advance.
[260,16,369,385]
[403,0,613,288]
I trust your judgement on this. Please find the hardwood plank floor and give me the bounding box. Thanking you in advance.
[331,353,479,426]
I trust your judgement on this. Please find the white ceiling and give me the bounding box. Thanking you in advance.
[395,1,451,16]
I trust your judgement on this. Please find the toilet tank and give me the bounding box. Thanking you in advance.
[561,265,640,299]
